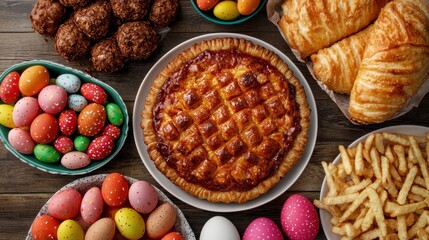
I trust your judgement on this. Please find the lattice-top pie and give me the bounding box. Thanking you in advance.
[142,37,310,203]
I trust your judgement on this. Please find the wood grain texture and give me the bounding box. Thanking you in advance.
[0,0,428,239]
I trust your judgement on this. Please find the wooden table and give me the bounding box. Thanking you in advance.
[0,1,428,239]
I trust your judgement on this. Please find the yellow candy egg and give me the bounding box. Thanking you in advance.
[0,104,16,128]
[213,1,240,21]
[115,207,145,239]
[237,0,260,15]
[57,219,84,240]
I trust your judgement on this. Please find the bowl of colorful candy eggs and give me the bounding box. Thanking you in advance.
[0,60,128,175]
[190,0,267,25]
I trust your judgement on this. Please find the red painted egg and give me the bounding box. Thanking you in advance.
[30,113,58,144]
[102,124,121,140]
[78,103,106,137]
[53,135,74,154]
[59,109,77,136]
[0,71,20,104]
[87,135,114,160]
[80,83,107,104]
[101,173,129,207]
[31,214,60,240]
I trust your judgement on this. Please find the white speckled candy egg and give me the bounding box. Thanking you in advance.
[68,94,88,112]
[128,181,158,214]
[243,217,284,240]
[81,187,104,225]
[12,97,40,127]
[56,73,81,93]
[8,128,36,154]
[38,85,68,114]
[85,218,116,240]
[281,194,319,240]
[200,216,240,240]
[61,151,90,169]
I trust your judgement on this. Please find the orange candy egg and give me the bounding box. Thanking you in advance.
[77,103,106,137]
[19,65,50,96]
[30,113,59,144]
[102,173,129,207]
[237,0,260,15]
[162,232,184,240]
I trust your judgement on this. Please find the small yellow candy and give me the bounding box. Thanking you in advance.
[213,1,240,21]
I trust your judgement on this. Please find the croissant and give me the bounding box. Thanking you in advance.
[349,0,429,124]
[311,25,373,95]
[278,0,388,59]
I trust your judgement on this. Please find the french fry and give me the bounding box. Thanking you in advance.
[397,215,407,240]
[323,193,360,205]
[382,155,390,184]
[340,189,369,222]
[355,142,364,176]
[367,187,387,237]
[322,161,337,196]
[362,207,375,232]
[417,227,428,240]
[370,147,382,180]
[383,132,409,146]
[344,178,371,194]
[392,200,428,217]
[397,165,418,205]
[364,134,375,162]
[385,145,396,164]
[386,233,399,240]
[408,211,428,238]
[393,144,407,176]
[410,136,429,189]
[375,133,385,154]
[339,145,353,175]
[360,228,379,240]
[411,185,429,198]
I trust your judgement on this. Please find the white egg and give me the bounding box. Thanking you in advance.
[200,216,240,240]
[56,73,81,93]
[68,94,88,112]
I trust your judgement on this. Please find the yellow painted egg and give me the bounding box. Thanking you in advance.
[0,104,16,128]
[213,1,240,21]
[114,207,145,240]
[57,219,84,240]
[19,65,50,96]
[237,0,260,15]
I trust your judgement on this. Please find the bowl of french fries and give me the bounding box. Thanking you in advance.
[316,125,429,240]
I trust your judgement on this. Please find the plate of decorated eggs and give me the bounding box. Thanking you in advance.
[0,60,128,175]
[27,173,195,240]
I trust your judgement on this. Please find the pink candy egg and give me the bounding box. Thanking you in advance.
[38,85,67,114]
[280,194,319,240]
[128,181,158,213]
[8,128,36,154]
[48,188,82,220]
[81,187,104,225]
[61,151,90,169]
[243,217,284,240]
[12,96,40,127]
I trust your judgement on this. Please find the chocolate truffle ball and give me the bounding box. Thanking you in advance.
[116,21,158,61]
[149,0,179,27]
[73,0,112,40]
[54,20,91,61]
[110,0,151,22]
[91,37,124,72]
[30,0,67,36]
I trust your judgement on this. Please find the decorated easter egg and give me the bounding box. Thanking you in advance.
[81,187,104,225]
[87,135,114,160]
[57,219,84,240]
[243,217,284,240]
[81,83,107,104]
[162,232,184,240]
[85,218,116,240]
[196,0,219,10]
[78,103,106,136]
[56,73,81,93]
[106,103,124,126]
[73,135,90,152]
[213,1,240,21]
[61,151,90,169]
[19,65,50,96]
[48,188,82,220]
[128,181,158,214]
[59,109,77,136]
[31,214,60,240]
[237,0,260,15]
[0,104,16,128]
[146,203,177,239]
[30,113,58,144]
[0,71,20,104]
[115,208,145,240]
[68,94,88,112]
[102,173,129,207]
[281,194,319,240]
[34,144,61,163]
[38,85,68,114]
[53,135,73,154]
[12,97,39,127]
[8,128,36,154]
[200,216,240,240]
[102,124,121,140]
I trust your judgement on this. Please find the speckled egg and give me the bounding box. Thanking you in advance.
[81,83,107,104]
[101,173,129,207]
[81,187,104,225]
[61,151,91,169]
[128,181,158,214]
[0,71,20,104]
[59,109,77,136]
[78,103,106,137]
[38,85,68,114]
[31,214,60,240]
[106,103,124,126]
[30,113,58,144]
[146,203,177,239]
[162,232,184,240]
[8,128,36,154]
[102,124,121,140]
[53,135,74,154]
[57,219,84,240]
[73,135,90,152]
[115,208,145,240]
[281,194,319,240]
[87,135,114,160]
[34,144,61,163]
[243,217,284,240]
[68,94,88,112]
[19,65,50,96]
[0,104,16,128]
[213,1,240,21]
[56,73,81,93]
[48,188,82,220]
[85,218,116,240]
[12,97,40,127]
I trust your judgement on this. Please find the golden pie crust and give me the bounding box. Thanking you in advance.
[142,37,310,203]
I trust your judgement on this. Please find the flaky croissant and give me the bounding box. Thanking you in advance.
[349,0,429,124]
[311,25,373,95]
[278,0,388,59]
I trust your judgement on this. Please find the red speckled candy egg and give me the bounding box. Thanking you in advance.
[38,85,68,114]
[30,113,59,144]
[53,135,73,154]
[102,124,121,140]
[80,83,107,104]
[78,103,106,137]
[59,109,77,136]
[48,188,82,220]
[12,96,40,127]
[31,214,60,240]
[162,232,184,240]
[280,194,319,240]
[0,71,20,104]
[243,217,284,240]
[19,65,50,96]
[102,173,129,207]
[87,135,114,160]
[8,128,36,154]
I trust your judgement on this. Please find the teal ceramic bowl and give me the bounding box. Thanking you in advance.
[0,60,128,175]
[190,0,267,25]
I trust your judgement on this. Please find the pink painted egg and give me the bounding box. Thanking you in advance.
[102,124,121,140]
[12,96,40,127]
[30,113,58,144]
[80,83,107,104]
[87,135,114,160]
[38,85,67,114]
[48,188,82,220]
[77,103,106,137]
[81,187,104,225]
[243,217,284,240]
[61,151,90,169]
[53,135,73,154]
[128,181,158,213]
[0,71,20,104]
[58,109,77,136]
[8,128,36,154]
[280,194,319,240]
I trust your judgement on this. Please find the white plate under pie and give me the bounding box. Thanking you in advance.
[133,33,318,212]
[320,125,429,240]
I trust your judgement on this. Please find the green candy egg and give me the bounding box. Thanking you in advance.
[74,135,90,152]
[106,103,124,126]
[34,144,60,163]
